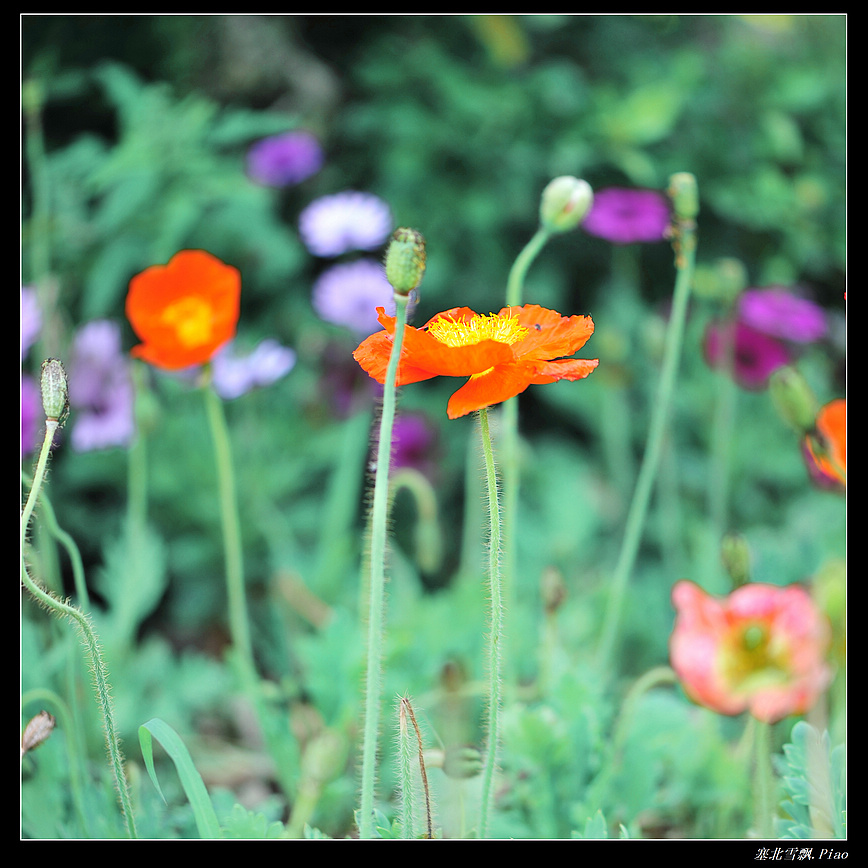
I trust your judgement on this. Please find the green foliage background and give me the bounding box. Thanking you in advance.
[22,15,845,840]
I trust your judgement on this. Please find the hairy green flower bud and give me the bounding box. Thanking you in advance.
[668,172,699,222]
[769,366,818,435]
[385,228,426,296]
[40,358,69,423]
[720,532,751,588]
[539,176,594,232]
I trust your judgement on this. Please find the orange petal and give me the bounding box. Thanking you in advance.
[446,362,541,419]
[505,304,595,360]
[528,357,599,384]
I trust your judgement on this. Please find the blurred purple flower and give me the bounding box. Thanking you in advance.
[582,187,670,245]
[313,258,405,335]
[246,131,324,187]
[211,338,297,400]
[299,191,392,257]
[704,319,792,390]
[21,286,41,359]
[68,320,135,452]
[392,413,438,478]
[738,287,828,344]
[21,375,41,456]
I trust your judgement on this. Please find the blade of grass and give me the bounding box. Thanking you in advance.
[138,717,222,839]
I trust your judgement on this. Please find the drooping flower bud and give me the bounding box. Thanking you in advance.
[385,228,427,297]
[539,176,594,233]
[21,710,56,758]
[40,358,69,423]
[769,366,818,435]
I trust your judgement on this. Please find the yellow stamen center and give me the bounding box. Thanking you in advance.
[161,297,216,348]
[427,312,528,348]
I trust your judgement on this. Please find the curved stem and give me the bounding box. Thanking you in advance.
[596,223,697,671]
[21,423,138,839]
[478,407,504,838]
[359,294,409,839]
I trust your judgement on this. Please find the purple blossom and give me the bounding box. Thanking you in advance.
[246,131,324,187]
[211,339,297,400]
[21,375,41,456]
[738,287,828,344]
[581,187,670,245]
[313,258,416,335]
[67,320,135,452]
[299,191,392,257]
[704,319,792,390]
[21,286,41,359]
[392,413,438,477]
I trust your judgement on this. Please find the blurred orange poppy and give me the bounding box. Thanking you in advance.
[806,398,846,486]
[353,304,598,418]
[126,250,241,370]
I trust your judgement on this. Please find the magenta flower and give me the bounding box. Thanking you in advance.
[581,187,670,244]
[670,580,831,724]
[738,287,828,344]
[211,338,297,400]
[704,319,791,390]
[246,131,324,187]
[299,191,392,257]
[21,375,41,456]
[21,286,41,359]
[312,258,409,335]
[68,320,135,452]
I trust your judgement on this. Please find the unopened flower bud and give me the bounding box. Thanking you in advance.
[385,228,426,297]
[720,532,751,588]
[21,710,56,758]
[668,172,699,222]
[769,366,818,435]
[40,358,69,423]
[539,176,594,232]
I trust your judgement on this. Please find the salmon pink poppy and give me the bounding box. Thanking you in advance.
[670,580,831,724]
[353,304,598,419]
[125,250,241,370]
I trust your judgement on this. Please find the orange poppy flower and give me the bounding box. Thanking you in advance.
[126,250,241,370]
[353,304,598,419]
[670,580,831,724]
[805,398,846,486]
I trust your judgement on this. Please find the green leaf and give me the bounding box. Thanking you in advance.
[138,717,222,839]
[777,721,846,839]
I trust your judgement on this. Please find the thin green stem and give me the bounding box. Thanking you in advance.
[359,294,409,840]
[596,222,697,671]
[477,407,504,838]
[501,226,552,673]
[752,718,777,838]
[203,380,254,682]
[21,423,138,839]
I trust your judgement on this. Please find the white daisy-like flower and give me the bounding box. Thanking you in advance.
[299,191,393,257]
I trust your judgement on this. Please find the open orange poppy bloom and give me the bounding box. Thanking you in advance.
[353,304,598,419]
[805,398,846,486]
[126,250,241,370]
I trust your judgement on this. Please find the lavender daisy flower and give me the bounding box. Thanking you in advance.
[581,187,670,245]
[313,258,416,335]
[299,191,393,257]
[704,319,792,390]
[211,339,297,400]
[21,286,41,359]
[68,320,135,452]
[21,374,41,456]
[246,131,324,187]
[738,287,828,344]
